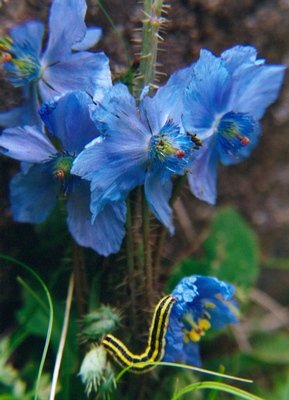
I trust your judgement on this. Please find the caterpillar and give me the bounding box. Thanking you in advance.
[102,295,176,373]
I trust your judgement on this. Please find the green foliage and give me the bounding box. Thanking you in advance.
[82,305,121,342]
[168,207,259,294]
[266,370,289,400]
[251,333,289,365]
[204,208,259,289]
[16,289,78,376]
[0,255,54,400]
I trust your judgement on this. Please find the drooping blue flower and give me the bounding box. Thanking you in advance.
[72,83,199,234]
[181,46,285,204]
[0,91,126,256]
[163,275,239,366]
[0,0,111,128]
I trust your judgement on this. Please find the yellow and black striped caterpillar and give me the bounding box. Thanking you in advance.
[102,295,176,373]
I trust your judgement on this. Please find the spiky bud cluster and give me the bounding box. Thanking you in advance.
[79,345,116,398]
[81,305,121,343]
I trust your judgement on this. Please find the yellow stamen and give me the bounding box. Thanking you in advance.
[189,330,201,342]
[198,318,211,331]
[204,301,216,309]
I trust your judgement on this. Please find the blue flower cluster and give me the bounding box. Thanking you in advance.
[164,275,239,365]
[0,0,110,128]
[0,0,285,255]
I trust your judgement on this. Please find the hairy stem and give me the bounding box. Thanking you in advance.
[134,0,166,97]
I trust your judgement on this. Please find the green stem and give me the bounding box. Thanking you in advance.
[49,273,74,400]
[134,0,166,97]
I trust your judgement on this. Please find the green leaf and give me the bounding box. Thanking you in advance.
[167,259,209,292]
[167,208,259,293]
[266,369,289,400]
[204,207,259,289]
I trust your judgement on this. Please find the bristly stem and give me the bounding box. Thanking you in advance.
[134,0,166,97]
[133,0,167,309]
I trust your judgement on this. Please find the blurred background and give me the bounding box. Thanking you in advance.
[0,0,288,399]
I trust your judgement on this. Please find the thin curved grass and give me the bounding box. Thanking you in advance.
[0,254,54,400]
[115,360,253,383]
[171,381,264,400]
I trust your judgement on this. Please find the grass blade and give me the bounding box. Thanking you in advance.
[0,254,54,400]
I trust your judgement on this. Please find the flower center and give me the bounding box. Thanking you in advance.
[47,153,75,196]
[52,154,74,181]
[182,301,216,343]
[217,111,253,157]
[151,134,180,161]
[149,119,197,175]
[183,313,211,343]
[0,35,41,87]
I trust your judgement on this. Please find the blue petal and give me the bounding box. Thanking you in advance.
[72,132,147,217]
[66,180,126,255]
[182,342,202,366]
[164,310,201,366]
[187,139,218,205]
[230,64,285,120]
[40,91,99,154]
[163,275,239,366]
[0,104,39,128]
[192,275,234,299]
[0,85,42,128]
[172,275,199,304]
[72,27,102,51]
[39,52,112,102]
[209,297,239,329]
[140,65,193,132]
[71,83,150,216]
[221,45,259,73]
[0,126,56,162]
[42,0,87,64]
[91,83,139,133]
[182,50,232,136]
[143,64,194,128]
[10,165,59,223]
[144,170,174,234]
[10,20,44,57]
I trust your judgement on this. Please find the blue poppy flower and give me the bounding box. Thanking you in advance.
[0,91,126,256]
[72,83,199,234]
[181,46,285,204]
[0,0,111,128]
[163,275,239,366]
